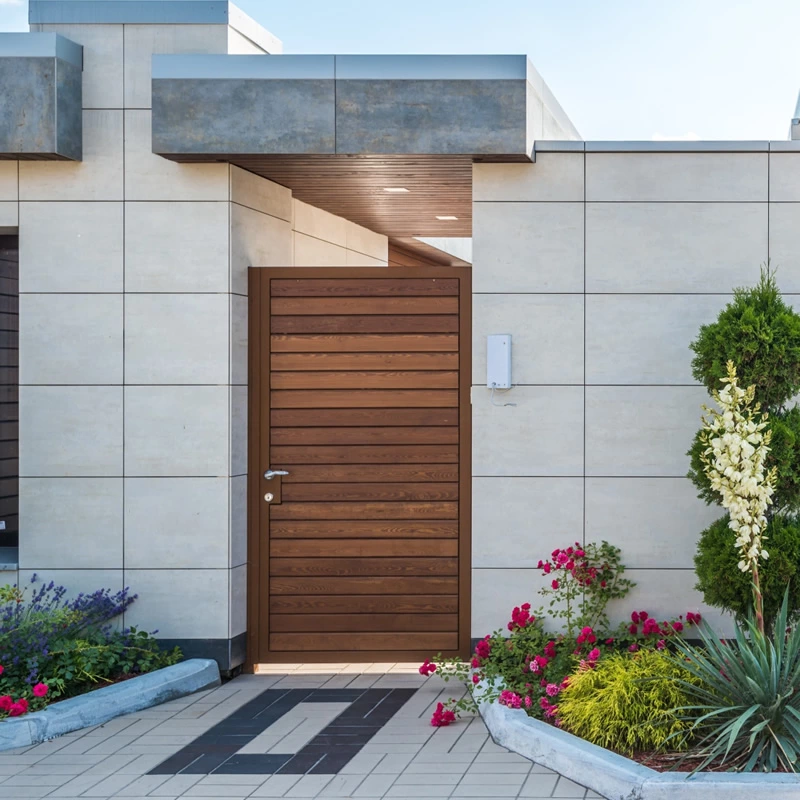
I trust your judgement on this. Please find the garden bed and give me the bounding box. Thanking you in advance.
[0,658,220,752]
[480,695,800,800]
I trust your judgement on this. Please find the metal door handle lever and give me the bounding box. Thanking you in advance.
[264,469,290,480]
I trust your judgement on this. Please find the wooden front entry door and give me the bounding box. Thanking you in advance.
[247,267,471,664]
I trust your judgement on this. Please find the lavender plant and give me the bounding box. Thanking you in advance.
[0,575,180,705]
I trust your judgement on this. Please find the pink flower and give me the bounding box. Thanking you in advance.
[472,674,480,684]
[656,639,666,650]
[639,611,649,621]
[543,563,551,574]
[628,623,638,635]
[0,664,4,676]
[499,690,522,709]
[574,550,585,558]
[587,648,600,661]
[629,643,639,653]
[631,611,640,624]
[600,580,607,588]
[545,683,561,697]
[687,611,702,626]
[8,702,26,717]
[551,579,559,590]
[530,655,549,674]
[0,695,11,712]
[671,621,684,633]
[419,659,437,677]
[32,683,48,699]
[15,698,27,713]
[470,657,480,668]
[475,638,491,659]
[524,696,532,708]
[430,702,456,727]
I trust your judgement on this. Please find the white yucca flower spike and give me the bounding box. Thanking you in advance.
[700,361,777,572]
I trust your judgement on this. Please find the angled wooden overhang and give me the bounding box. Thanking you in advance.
[152,54,577,237]
[0,33,83,161]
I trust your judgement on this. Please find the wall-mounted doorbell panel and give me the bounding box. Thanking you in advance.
[487,334,512,389]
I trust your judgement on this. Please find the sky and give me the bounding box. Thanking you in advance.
[1,0,798,141]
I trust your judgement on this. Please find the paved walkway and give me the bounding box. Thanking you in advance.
[0,664,597,800]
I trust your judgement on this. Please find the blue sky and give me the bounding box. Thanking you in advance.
[1,0,798,140]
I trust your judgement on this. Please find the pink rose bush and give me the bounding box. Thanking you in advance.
[419,541,703,728]
[0,664,48,720]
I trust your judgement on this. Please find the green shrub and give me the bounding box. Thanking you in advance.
[689,266,800,411]
[694,515,800,626]
[670,590,800,772]
[557,650,698,755]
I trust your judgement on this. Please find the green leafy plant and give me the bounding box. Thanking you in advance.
[694,514,800,626]
[669,590,800,773]
[0,577,182,711]
[690,265,800,411]
[557,650,699,755]
[536,541,634,639]
[688,266,800,625]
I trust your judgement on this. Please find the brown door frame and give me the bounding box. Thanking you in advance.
[246,267,472,668]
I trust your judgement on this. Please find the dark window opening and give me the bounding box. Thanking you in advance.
[0,235,18,550]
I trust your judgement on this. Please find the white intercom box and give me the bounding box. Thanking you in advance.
[486,334,512,389]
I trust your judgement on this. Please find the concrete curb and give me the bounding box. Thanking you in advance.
[479,697,800,799]
[0,658,220,752]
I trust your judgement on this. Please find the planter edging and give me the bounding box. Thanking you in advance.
[0,658,220,752]
[478,692,800,799]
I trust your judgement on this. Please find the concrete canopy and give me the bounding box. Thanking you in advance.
[151,53,579,236]
[0,33,83,161]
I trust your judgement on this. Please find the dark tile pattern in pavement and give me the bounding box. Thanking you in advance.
[149,686,417,776]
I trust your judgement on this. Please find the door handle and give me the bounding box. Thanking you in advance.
[264,469,289,480]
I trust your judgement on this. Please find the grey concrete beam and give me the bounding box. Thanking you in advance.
[0,33,82,161]
[152,54,546,160]
[29,0,283,55]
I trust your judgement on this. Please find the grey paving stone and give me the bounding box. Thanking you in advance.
[551,775,588,797]
[250,775,302,797]
[519,773,560,797]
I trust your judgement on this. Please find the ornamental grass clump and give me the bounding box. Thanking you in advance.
[557,650,699,756]
[670,589,800,773]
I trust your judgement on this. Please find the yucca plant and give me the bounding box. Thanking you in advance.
[669,589,800,772]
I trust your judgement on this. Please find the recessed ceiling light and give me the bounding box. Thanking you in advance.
[436,215,459,220]
[383,187,409,193]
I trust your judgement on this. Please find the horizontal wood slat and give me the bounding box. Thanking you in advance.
[270,502,458,520]
[271,538,458,558]
[271,352,459,371]
[270,594,459,614]
[280,464,459,483]
[272,297,458,316]
[270,445,458,464]
[271,427,458,446]
[270,613,457,633]
[270,557,458,577]
[271,390,458,408]
[271,408,458,427]
[270,315,459,334]
[269,520,459,538]
[269,576,458,595]
[271,371,458,390]
[271,334,459,352]
[281,482,458,502]
[270,278,459,297]
[270,632,459,651]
